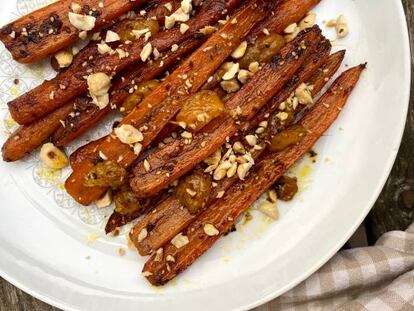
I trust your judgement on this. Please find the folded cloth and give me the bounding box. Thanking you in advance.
[258,223,414,311]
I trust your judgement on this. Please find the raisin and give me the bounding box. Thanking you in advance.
[175,171,212,214]
[275,176,298,201]
[175,91,224,132]
[269,125,307,152]
[120,80,160,115]
[239,33,285,69]
[118,19,159,42]
[84,161,127,188]
[114,186,149,215]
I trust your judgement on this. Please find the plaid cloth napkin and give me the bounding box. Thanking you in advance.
[257,224,414,311]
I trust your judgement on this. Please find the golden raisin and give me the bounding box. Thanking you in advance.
[114,186,150,215]
[176,91,225,132]
[121,80,160,115]
[275,176,298,201]
[84,161,127,188]
[118,19,160,42]
[269,125,307,152]
[239,33,286,69]
[175,170,212,214]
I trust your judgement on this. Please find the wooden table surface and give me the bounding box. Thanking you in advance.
[1,1,413,310]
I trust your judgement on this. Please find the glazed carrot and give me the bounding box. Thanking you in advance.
[143,64,366,286]
[129,26,322,198]
[69,35,218,169]
[52,37,204,147]
[8,0,243,125]
[2,103,74,162]
[131,47,345,256]
[65,0,290,177]
[247,0,321,41]
[65,0,270,206]
[2,10,197,161]
[129,138,267,254]
[0,0,146,64]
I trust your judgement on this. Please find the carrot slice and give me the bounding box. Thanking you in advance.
[130,49,346,255]
[65,0,271,206]
[8,0,243,125]
[0,0,146,64]
[142,64,366,286]
[129,26,322,198]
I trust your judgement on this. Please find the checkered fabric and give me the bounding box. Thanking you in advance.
[256,224,414,311]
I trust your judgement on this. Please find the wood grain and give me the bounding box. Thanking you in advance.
[1,0,413,310]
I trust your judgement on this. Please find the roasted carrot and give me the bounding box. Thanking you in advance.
[142,64,366,286]
[130,48,345,256]
[51,0,184,145]
[8,0,243,125]
[3,36,193,161]
[2,104,74,162]
[52,37,204,147]
[66,0,288,180]
[65,0,271,206]
[247,0,321,41]
[0,0,146,64]
[129,26,322,198]
[2,47,188,161]
[130,137,268,254]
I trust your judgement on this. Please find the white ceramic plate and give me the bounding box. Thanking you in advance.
[0,0,410,310]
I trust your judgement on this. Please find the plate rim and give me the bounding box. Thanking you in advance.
[0,0,411,310]
[241,0,412,309]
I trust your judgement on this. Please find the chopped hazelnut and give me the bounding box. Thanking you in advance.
[203,224,219,236]
[39,143,68,169]
[54,50,73,68]
[68,12,96,31]
[171,233,189,249]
